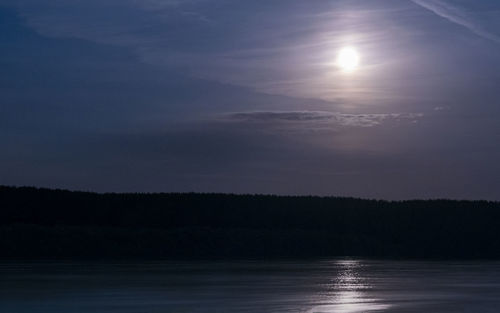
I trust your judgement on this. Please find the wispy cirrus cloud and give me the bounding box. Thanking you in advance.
[2,0,424,104]
[411,0,500,43]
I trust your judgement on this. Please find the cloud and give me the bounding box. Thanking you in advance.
[223,111,423,128]
[411,0,500,43]
[2,0,420,103]
[434,106,451,111]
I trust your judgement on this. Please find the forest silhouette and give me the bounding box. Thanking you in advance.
[1,186,500,259]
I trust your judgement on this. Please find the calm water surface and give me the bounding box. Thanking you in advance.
[1,260,500,313]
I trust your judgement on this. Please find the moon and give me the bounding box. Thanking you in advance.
[336,47,360,72]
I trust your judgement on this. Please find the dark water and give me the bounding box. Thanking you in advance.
[1,260,500,313]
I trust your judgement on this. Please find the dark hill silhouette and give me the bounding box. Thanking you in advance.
[1,186,500,259]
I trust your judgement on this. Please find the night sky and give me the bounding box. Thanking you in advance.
[1,0,500,200]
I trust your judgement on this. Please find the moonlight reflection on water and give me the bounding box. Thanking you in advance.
[309,260,391,313]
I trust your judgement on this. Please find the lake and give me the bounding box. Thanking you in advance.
[1,260,500,312]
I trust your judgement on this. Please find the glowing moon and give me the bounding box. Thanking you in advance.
[336,47,360,72]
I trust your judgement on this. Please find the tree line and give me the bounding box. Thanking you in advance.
[1,186,499,259]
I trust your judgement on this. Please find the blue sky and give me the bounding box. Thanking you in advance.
[1,0,500,199]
